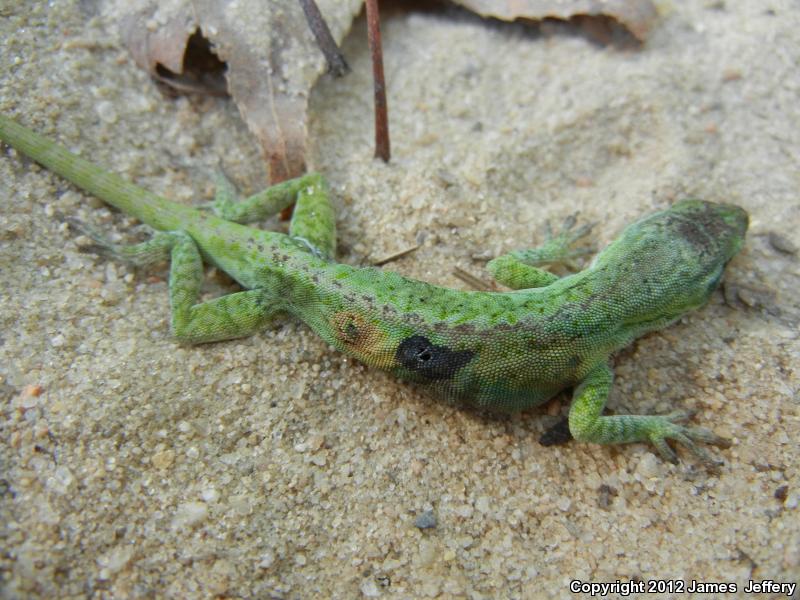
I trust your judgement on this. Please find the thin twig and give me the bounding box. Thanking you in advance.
[365,0,390,161]
[298,0,350,76]
[452,267,494,291]
[372,244,420,266]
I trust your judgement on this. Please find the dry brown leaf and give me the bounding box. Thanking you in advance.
[452,0,658,41]
[112,0,656,183]
[114,0,362,182]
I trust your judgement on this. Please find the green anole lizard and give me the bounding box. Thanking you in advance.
[0,114,748,465]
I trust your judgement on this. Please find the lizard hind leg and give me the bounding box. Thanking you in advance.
[156,229,281,344]
[487,213,595,290]
[70,218,279,343]
[567,363,731,468]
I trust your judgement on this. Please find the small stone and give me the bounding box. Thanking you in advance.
[768,231,798,254]
[774,485,789,502]
[291,380,307,399]
[97,546,133,574]
[230,495,252,516]
[202,487,219,503]
[421,578,442,597]
[151,449,174,470]
[219,452,240,465]
[735,286,760,308]
[361,578,381,597]
[97,101,118,124]
[48,466,74,493]
[635,453,662,479]
[597,484,618,510]
[22,384,43,397]
[722,68,742,82]
[257,552,275,569]
[417,539,437,567]
[414,510,437,530]
[172,501,207,528]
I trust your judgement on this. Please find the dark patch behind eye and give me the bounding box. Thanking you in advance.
[396,335,475,381]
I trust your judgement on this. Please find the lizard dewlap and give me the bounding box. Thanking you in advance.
[0,114,747,465]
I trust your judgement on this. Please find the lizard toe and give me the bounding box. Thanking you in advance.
[662,410,695,424]
[652,421,729,469]
[685,425,732,449]
[651,436,680,464]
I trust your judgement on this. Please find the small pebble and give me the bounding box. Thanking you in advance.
[360,578,381,598]
[172,501,207,529]
[414,510,437,530]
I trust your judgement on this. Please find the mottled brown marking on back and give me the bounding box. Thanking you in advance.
[671,203,731,256]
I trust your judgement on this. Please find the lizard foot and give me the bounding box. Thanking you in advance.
[647,411,731,468]
[199,170,240,217]
[64,216,119,258]
[540,212,596,270]
[65,216,171,266]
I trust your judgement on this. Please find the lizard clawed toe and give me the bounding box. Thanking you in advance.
[649,414,731,469]
[62,216,117,256]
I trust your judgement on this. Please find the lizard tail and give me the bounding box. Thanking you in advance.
[0,114,194,232]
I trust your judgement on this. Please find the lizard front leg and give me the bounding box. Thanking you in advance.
[487,213,594,289]
[567,363,731,466]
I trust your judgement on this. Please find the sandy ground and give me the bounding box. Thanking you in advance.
[1,1,799,598]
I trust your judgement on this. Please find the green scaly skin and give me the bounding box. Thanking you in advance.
[0,114,748,466]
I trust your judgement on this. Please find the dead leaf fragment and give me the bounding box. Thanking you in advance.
[113,0,657,184]
[115,0,362,182]
[451,0,659,41]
